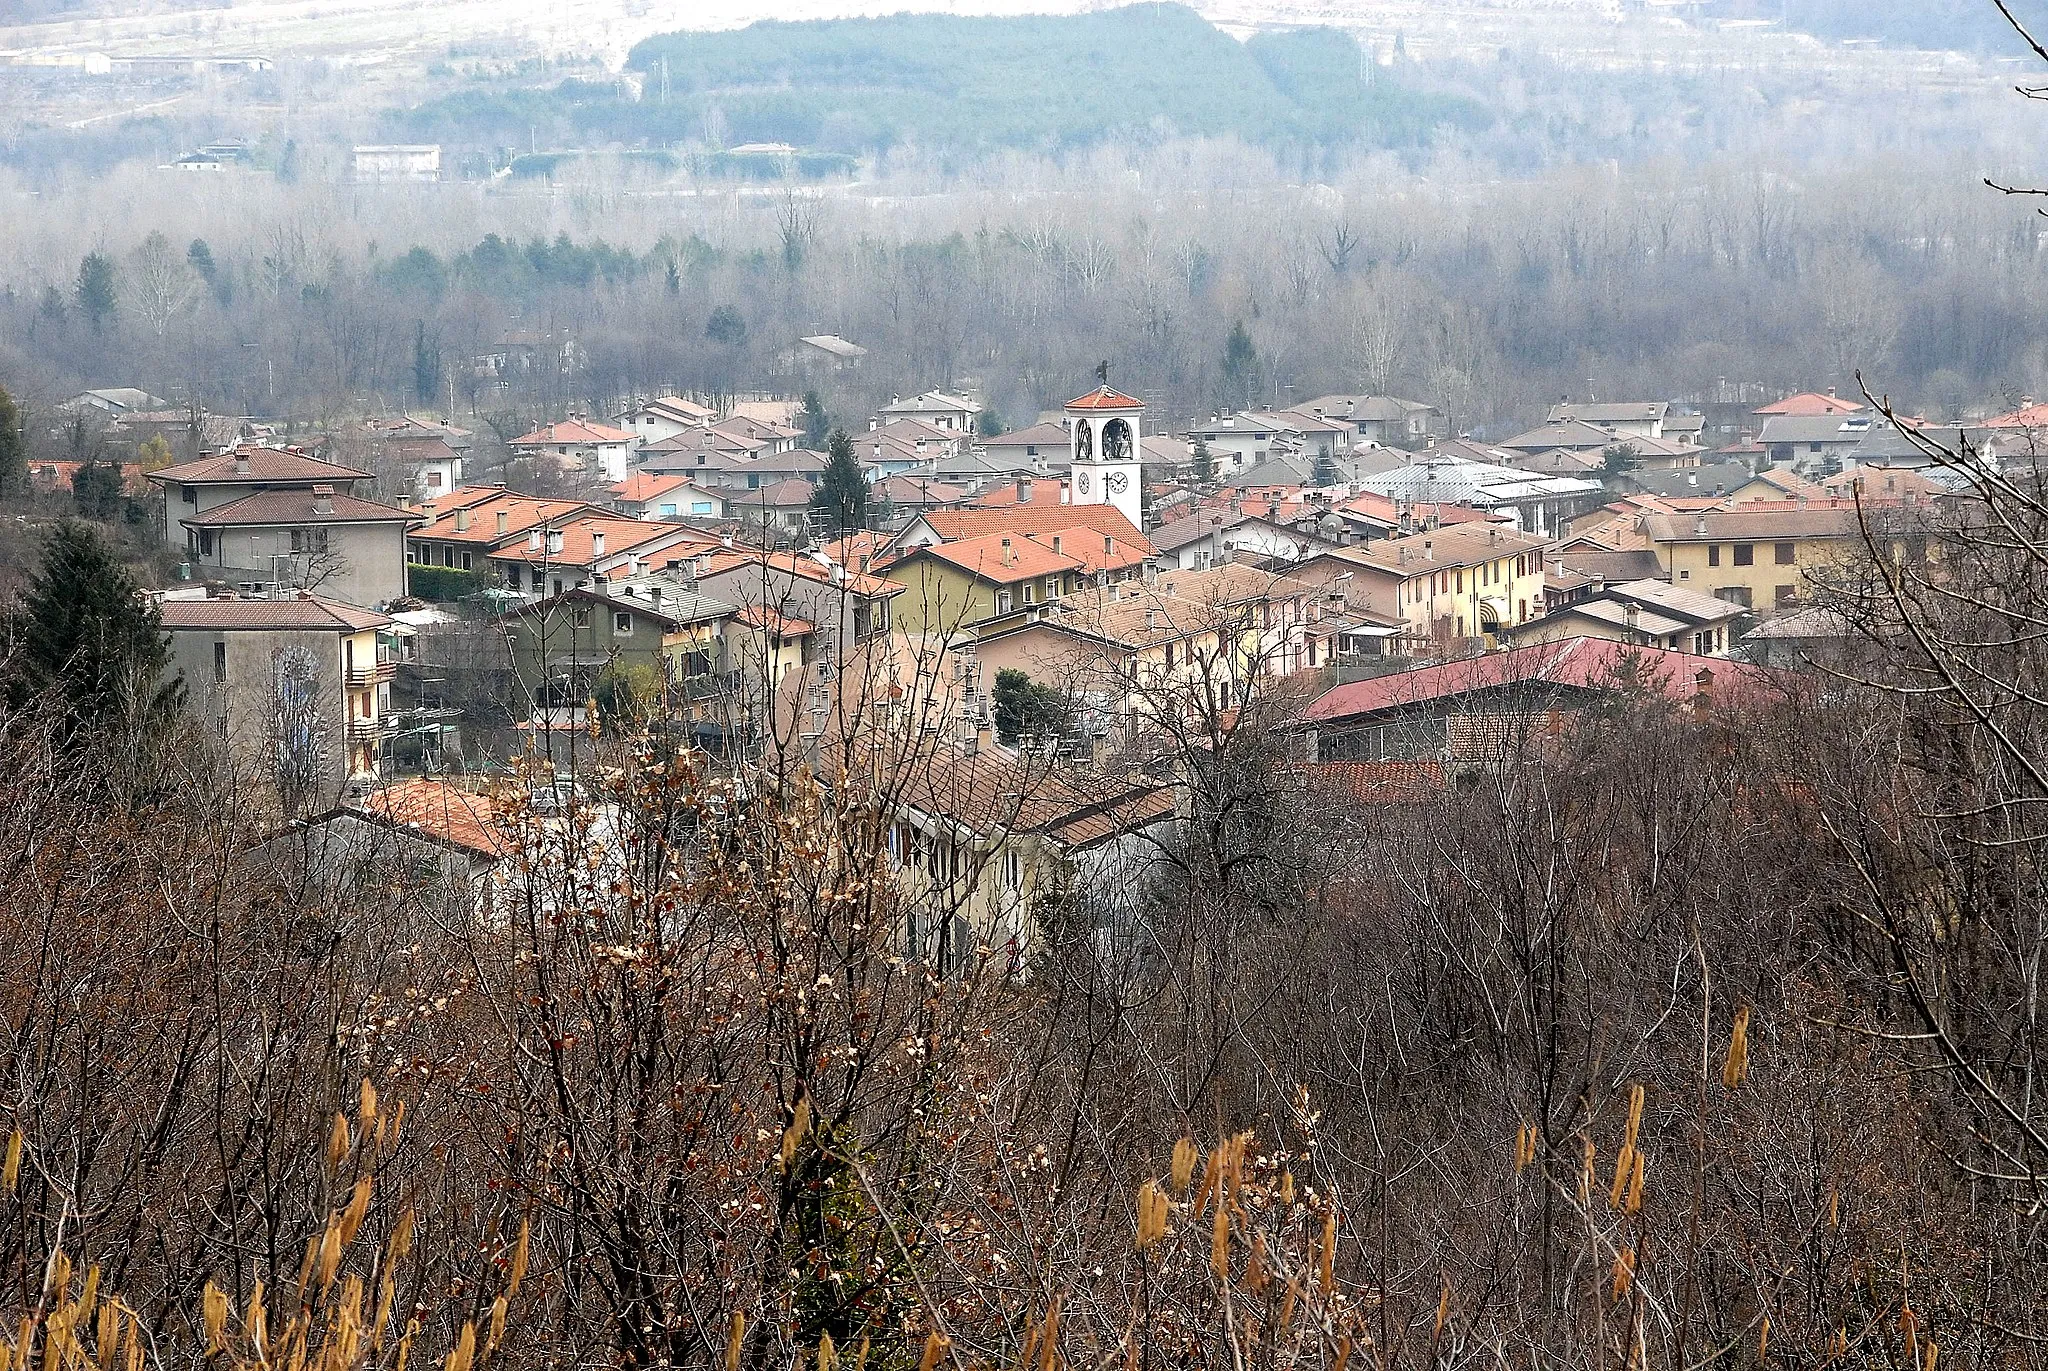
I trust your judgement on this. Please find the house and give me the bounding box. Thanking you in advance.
[976,562,1326,708]
[159,593,399,793]
[1150,506,1339,571]
[885,501,1154,562]
[359,416,469,496]
[1756,415,1876,474]
[612,473,729,521]
[1496,418,1638,456]
[1357,454,1606,537]
[728,478,819,540]
[728,605,815,689]
[147,444,375,552]
[486,515,720,598]
[1293,395,1444,448]
[1303,636,1785,764]
[867,418,969,465]
[1544,401,1669,440]
[874,390,982,433]
[740,448,831,488]
[881,743,1177,973]
[110,409,251,463]
[1623,462,1812,502]
[883,526,1150,633]
[405,488,607,578]
[1187,413,1296,473]
[871,474,973,517]
[615,396,718,445]
[1289,522,1550,654]
[688,548,906,658]
[1639,501,1918,612]
[636,431,763,482]
[181,485,420,607]
[1509,578,1745,657]
[1754,390,1866,418]
[263,779,514,915]
[509,419,639,482]
[710,414,801,455]
[794,334,867,371]
[352,145,440,183]
[497,575,739,716]
[64,388,169,417]
[977,421,1070,473]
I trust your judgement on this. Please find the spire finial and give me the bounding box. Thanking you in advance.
[1095,360,1110,386]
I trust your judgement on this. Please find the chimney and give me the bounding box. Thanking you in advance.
[233,451,250,476]
[454,507,469,532]
[547,529,564,555]
[1051,534,1062,555]
[694,553,712,576]
[527,528,542,551]
[1686,472,1697,487]
[1423,539,1434,561]
[1693,517,1709,537]
[1015,476,1030,504]
[311,484,334,515]
[1694,667,1714,718]
[591,530,606,558]
[1145,607,1158,629]
[496,510,508,536]
[1826,386,1836,398]
[1000,536,1015,567]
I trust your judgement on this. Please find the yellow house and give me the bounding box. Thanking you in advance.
[1640,501,1928,612]
[1291,523,1549,654]
[882,527,1149,634]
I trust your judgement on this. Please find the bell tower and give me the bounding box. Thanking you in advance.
[1065,378,1144,532]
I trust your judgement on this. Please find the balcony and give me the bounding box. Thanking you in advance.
[346,659,398,689]
[346,714,396,739]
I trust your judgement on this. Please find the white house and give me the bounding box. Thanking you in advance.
[509,419,639,482]
[615,396,718,445]
[874,390,982,434]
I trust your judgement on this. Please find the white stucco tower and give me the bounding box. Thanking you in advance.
[1065,384,1144,532]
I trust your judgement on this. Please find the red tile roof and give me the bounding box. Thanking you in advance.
[915,532,1080,583]
[900,503,1153,555]
[1301,760,1446,804]
[510,419,635,446]
[1985,402,2048,429]
[158,596,391,632]
[612,472,694,504]
[488,516,714,568]
[1307,637,1785,723]
[183,489,420,527]
[354,779,511,859]
[1065,385,1147,411]
[149,445,370,486]
[1753,392,1866,417]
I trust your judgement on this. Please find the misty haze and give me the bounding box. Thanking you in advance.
[3,2,2048,1370]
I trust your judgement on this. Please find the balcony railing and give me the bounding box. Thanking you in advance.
[346,714,396,739]
[346,660,398,689]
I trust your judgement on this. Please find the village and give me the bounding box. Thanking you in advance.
[16,358,1993,965]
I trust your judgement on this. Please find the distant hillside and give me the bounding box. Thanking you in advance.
[391,4,1482,158]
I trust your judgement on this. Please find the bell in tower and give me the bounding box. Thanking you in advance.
[1064,374,1144,532]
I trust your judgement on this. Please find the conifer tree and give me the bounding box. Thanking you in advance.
[809,428,868,537]
[0,386,26,501]
[798,390,830,449]
[6,520,183,745]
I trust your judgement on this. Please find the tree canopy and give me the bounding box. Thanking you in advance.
[809,428,867,538]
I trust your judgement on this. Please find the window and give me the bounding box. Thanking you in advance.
[425,471,443,488]
[572,606,591,628]
[1678,569,1690,580]
[461,551,472,570]
[1774,542,1795,565]
[614,611,633,634]
[1455,570,1463,593]
[1046,577,1061,602]
[1810,442,1823,453]
[213,641,227,683]
[1714,586,1753,608]
[290,528,329,554]
[1003,849,1021,889]
[506,565,522,590]
[995,590,1012,613]
[1733,544,1754,566]
[1023,584,1036,606]
[1774,584,1797,607]
[180,485,197,505]
[199,530,214,556]
[1707,545,1721,567]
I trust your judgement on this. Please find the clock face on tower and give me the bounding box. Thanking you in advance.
[1104,471,1129,495]
[1074,424,1094,462]
[1076,470,1092,494]
[1102,419,1132,461]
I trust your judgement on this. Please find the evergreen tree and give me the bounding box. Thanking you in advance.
[413,320,443,406]
[0,385,26,501]
[809,428,868,537]
[1222,320,1259,407]
[1192,437,1215,485]
[992,668,1073,745]
[72,461,124,520]
[705,304,748,348]
[1312,443,1338,487]
[975,409,1007,439]
[5,521,183,745]
[798,390,831,449]
[75,251,117,334]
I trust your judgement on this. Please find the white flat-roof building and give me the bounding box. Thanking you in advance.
[352,145,441,184]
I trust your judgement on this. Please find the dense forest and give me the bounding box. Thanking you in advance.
[392,10,1480,161]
